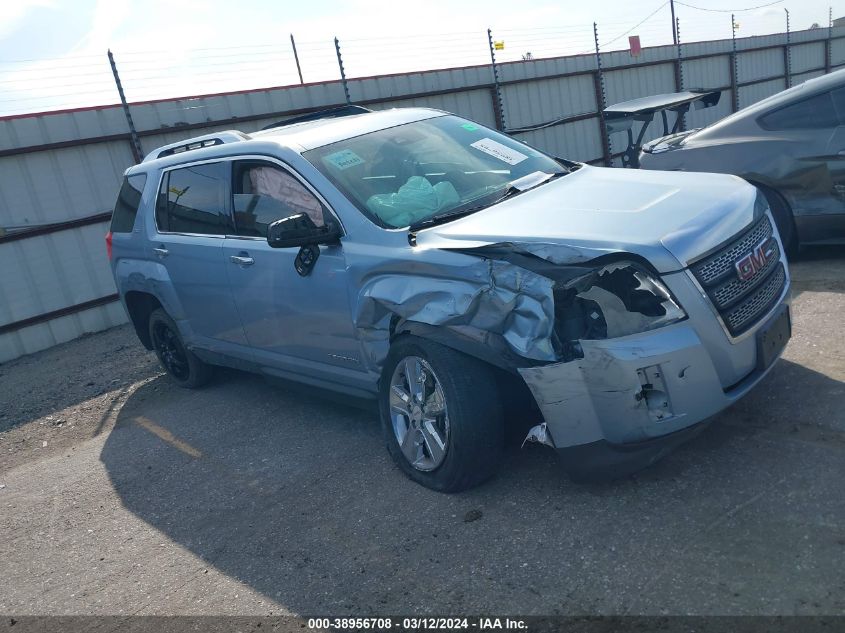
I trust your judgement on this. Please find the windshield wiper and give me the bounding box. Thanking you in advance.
[409,171,567,232]
[409,186,523,231]
[408,206,494,231]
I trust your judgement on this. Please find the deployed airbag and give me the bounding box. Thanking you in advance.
[367,176,460,227]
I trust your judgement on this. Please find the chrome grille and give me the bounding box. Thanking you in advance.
[689,215,787,337]
[691,216,773,285]
[724,264,786,333]
[710,239,780,308]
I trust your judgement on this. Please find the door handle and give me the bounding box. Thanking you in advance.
[153,246,169,258]
[230,254,255,266]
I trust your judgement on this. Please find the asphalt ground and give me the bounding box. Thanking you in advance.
[0,247,843,616]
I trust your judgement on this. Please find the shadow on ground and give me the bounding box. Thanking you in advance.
[789,245,845,298]
[0,326,159,435]
[99,357,845,615]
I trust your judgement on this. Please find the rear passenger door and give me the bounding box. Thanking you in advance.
[153,161,249,351]
[221,158,364,384]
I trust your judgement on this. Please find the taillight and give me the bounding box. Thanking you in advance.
[105,231,113,259]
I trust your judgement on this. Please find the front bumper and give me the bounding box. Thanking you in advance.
[554,417,711,482]
[518,302,790,478]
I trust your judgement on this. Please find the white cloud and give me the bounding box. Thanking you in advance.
[0,0,56,39]
[70,0,132,53]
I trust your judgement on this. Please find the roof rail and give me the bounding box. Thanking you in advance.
[143,130,250,163]
[260,105,372,131]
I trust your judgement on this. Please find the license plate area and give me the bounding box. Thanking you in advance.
[757,305,791,370]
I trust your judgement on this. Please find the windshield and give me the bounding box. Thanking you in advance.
[303,115,567,228]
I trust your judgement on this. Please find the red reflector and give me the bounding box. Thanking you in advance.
[105,231,113,259]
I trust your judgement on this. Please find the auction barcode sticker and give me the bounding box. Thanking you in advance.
[470,138,528,165]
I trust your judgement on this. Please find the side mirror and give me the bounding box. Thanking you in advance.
[266,213,341,248]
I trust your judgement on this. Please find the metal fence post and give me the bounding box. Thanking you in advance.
[107,50,143,164]
[670,0,678,45]
[593,22,612,167]
[334,36,351,104]
[731,14,740,112]
[827,7,833,74]
[675,17,686,131]
[291,34,304,84]
[784,9,792,88]
[487,28,507,131]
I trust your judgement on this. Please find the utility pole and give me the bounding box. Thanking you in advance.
[670,0,678,46]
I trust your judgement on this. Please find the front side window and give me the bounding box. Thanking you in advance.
[111,173,147,233]
[303,115,566,228]
[156,162,231,235]
[231,161,326,238]
[759,91,839,130]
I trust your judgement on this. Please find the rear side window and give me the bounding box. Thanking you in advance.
[758,91,839,130]
[110,173,147,233]
[155,162,231,235]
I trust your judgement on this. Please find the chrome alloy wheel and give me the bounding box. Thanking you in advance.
[389,356,450,471]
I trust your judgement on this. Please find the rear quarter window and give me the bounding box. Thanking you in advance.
[110,173,147,233]
[758,91,839,131]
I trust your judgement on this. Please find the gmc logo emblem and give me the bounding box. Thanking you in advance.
[735,237,776,281]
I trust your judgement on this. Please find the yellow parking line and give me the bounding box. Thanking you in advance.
[133,416,203,459]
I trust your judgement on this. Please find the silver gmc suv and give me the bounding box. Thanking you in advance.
[107,106,791,491]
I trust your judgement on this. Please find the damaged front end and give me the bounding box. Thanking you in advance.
[500,248,741,479]
[549,259,687,360]
[506,254,716,472]
[352,237,718,476]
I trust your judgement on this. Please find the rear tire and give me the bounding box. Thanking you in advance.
[380,336,504,492]
[148,308,212,388]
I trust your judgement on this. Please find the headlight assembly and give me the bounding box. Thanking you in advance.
[553,261,687,349]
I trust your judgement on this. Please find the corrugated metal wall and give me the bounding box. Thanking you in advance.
[2,26,844,362]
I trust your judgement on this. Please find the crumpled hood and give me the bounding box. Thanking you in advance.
[413,164,758,272]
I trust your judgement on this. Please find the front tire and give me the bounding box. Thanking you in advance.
[148,308,212,388]
[380,336,504,492]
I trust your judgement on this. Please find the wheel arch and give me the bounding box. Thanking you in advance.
[743,178,798,253]
[124,291,164,350]
[390,320,523,374]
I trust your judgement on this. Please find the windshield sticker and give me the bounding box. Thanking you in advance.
[324,149,364,170]
[470,138,528,165]
[461,122,479,131]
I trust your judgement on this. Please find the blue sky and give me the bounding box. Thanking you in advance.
[0,0,840,116]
